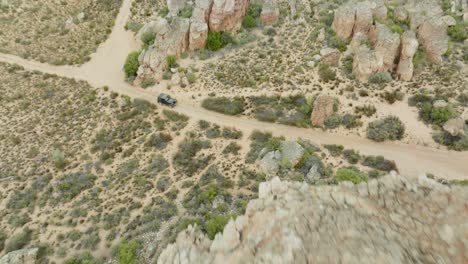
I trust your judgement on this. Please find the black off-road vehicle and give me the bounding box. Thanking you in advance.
[157,93,177,107]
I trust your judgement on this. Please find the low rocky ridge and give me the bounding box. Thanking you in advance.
[158,173,468,263]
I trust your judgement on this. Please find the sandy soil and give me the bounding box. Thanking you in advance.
[0,0,467,180]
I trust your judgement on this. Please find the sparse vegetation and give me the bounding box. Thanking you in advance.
[367,116,405,142]
[202,97,245,115]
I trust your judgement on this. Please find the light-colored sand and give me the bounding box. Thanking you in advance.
[0,0,467,180]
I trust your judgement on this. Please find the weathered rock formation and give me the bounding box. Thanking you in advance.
[397,30,418,81]
[209,0,250,32]
[158,174,468,263]
[369,23,401,72]
[137,0,252,78]
[260,0,279,25]
[310,95,335,127]
[331,0,453,81]
[0,248,39,264]
[443,117,466,137]
[320,47,341,66]
[353,46,383,82]
[138,17,190,78]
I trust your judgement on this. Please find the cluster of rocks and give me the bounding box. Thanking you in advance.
[331,0,459,82]
[157,173,468,263]
[137,0,280,79]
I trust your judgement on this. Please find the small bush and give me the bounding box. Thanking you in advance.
[367,116,405,142]
[324,144,344,157]
[145,133,172,150]
[448,21,468,42]
[335,167,368,184]
[222,127,243,139]
[117,241,140,264]
[330,36,348,52]
[242,15,257,28]
[140,32,155,48]
[57,172,97,201]
[207,32,232,51]
[362,155,398,172]
[419,103,456,126]
[318,64,336,82]
[223,142,241,155]
[166,55,177,70]
[355,105,376,117]
[202,97,245,115]
[140,78,155,89]
[124,52,140,78]
[369,72,392,84]
[342,114,362,128]
[52,148,68,169]
[206,215,231,240]
[64,252,102,264]
[343,149,361,164]
[324,115,342,129]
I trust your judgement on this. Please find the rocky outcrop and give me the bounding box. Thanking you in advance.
[320,47,341,66]
[443,117,466,137]
[259,141,305,175]
[260,0,279,25]
[0,248,39,264]
[310,95,335,127]
[209,0,250,33]
[158,174,468,263]
[370,23,401,72]
[397,31,419,81]
[138,17,190,78]
[330,0,451,81]
[331,3,355,40]
[189,8,209,51]
[418,17,449,63]
[353,46,383,82]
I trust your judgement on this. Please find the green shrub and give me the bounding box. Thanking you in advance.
[330,36,348,52]
[57,172,97,201]
[124,52,140,78]
[367,116,405,142]
[145,133,172,150]
[342,114,362,128]
[179,6,193,18]
[343,149,361,164]
[413,49,427,70]
[324,115,342,129]
[222,127,243,139]
[355,105,376,117]
[433,132,468,151]
[125,21,143,33]
[140,78,155,88]
[117,241,140,264]
[207,32,232,51]
[318,64,336,82]
[418,102,456,126]
[207,215,231,240]
[369,72,392,84]
[335,167,368,184]
[6,228,32,253]
[52,148,68,169]
[65,252,102,264]
[166,55,177,70]
[202,97,245,115]
[382,91,404,104]
[323,144,344,157]
[242,15,257,28]
[140,32,155,48]
[223,142,241,155]
[448,21,468,42]
[362,155,398,172]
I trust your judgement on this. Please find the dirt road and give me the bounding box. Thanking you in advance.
[0,0,467,180]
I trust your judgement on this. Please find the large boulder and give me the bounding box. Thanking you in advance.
[418,17,449,63]
[405,0,443,30]
[331,2,356,40]
[352,46,383,82]
[320,47,341,66]
[353,1,374,35]
[443,117,465,137]
[370,23,401,72]
[189,8,209,51]
[397,31,419,81]
[261,0,280,25]
[209,0,250,33]
[138,17,190,78]
[0,248,39,264]
[194,0,214,21]
[259,151,281,175]
[311,95,336,127]
[280,141,304,167]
